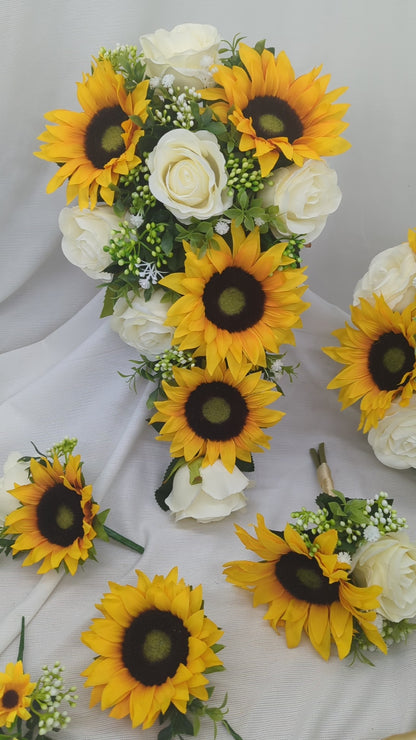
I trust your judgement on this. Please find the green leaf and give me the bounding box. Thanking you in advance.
[155,458,185,511]
[158,724,174,740]
[222,719,245,740]
[100,286,116,318]
[17,615,25,662]
[93,509,111,541]
[235,456,254,473]
[203,664,226,674]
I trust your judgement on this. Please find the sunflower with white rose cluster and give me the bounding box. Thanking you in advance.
[323,294,416,433]
[35,24,350,520]
[223,444,416,663]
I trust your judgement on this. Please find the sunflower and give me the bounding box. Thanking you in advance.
[409,227,416,254]
[0,661,36,728]
[160,222,308,377]
[224,514,386,660]
[202,43,350,177]
[35,59,149,209]
[323,295,416,433]
[151,361,284,473]
[4,454,99,575]
[81,567,223,730]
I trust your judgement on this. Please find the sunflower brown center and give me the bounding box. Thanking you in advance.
[85,105,127,169]
[185,381,248,441]
[244,95,304,142]
[122,609,189,686]
[275,551,340,605]
[368,332,415,391]
[2,689,19,709]
[203,266,265,332]
[36,483,84,547]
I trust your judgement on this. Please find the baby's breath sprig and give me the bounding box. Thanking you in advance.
[261,352,299,394]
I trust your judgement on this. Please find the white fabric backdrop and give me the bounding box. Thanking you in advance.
[1,3,416,739]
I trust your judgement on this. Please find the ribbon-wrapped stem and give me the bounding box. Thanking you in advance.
[309,442,335,496]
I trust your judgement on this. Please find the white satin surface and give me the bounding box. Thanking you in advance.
[1,2,415,739]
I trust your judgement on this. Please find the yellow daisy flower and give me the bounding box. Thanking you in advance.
[160,222,309,377]
[202,43,350,176]
[323,295,416,433]
[224,514,387,660]
[151,362,284,473]
[81,567,223,730]
[5,455,99,575]
[0,661,36,728]
[35,59,149,209]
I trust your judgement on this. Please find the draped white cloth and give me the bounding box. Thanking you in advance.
[1,2,416,739]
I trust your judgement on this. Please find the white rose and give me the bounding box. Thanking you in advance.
[110,289,174,358]
[59,205,121,280]
[353,242,416,311]
[140,23,221,89]
[165,460,250,523]
[367,396,416,469]
[260,159,341,242]
[352,531,416,622]
[0,452,29,523]
[147,129,232,224]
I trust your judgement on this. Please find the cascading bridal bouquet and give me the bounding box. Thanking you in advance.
[35,23,350,521]
[324,228,416,469]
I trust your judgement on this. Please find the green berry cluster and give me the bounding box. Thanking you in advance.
[118,162,156,213]
[282,236,305,268]
[153,348,196,381]
[104,222,140,275]
[226,153,265,195]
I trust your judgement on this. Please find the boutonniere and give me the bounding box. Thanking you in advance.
[0,617,77,738]
[0,438,144,575]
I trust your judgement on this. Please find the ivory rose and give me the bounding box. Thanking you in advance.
[352,531,416,621]
[0,452,29,523]
[367,396,416,469]
[110,289,174,358]
[353,241,416,311]
[139,23,221,88]
[260,159,341,242]
[165,460,250,523]
[147,129,232,224]
[59,205,120,280]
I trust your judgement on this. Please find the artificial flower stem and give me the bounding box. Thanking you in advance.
[103,525,144,554]
[309,443,335,496]
[17,616,25,662]
[222,718,244,739]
